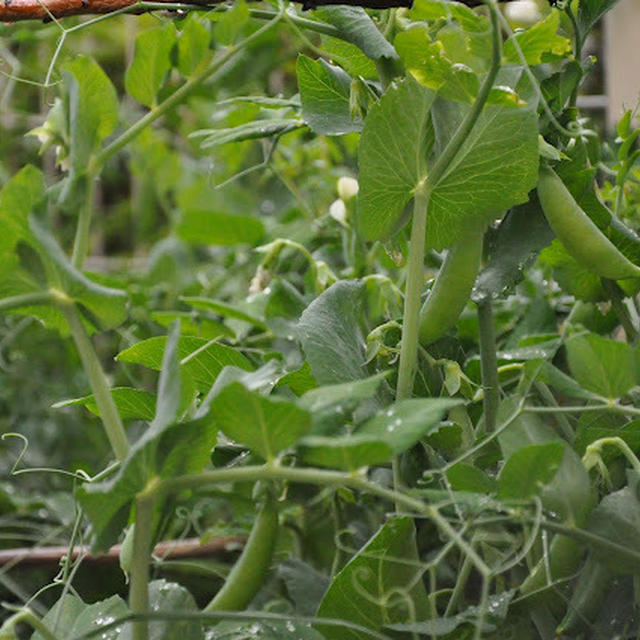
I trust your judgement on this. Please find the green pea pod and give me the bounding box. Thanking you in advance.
[537,166,640,280]
[419,231,483,346]
[556,553,613,635]
[205,493,278,612]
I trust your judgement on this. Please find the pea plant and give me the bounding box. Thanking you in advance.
[2,0,640,638]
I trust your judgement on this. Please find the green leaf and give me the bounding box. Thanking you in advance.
[498,442,564,499]
[316,517,430,639]
[427,99,539,249]
[446,462,497,493]
[0,165,45,258]
[410,0,486,32]
[566,332,638,399]
[177,16,211,77]
[125,24,177,108]
[503,11,572,65]
[297,55,362,135]
[357,79,435,242]
[523,359,600,401]
[191,118,302,148]
[300,434,392,470]
[298,373,388,413]
[64,56,118,171]
[276,361,318,396]
[473,198,554,301]
[497,399,593,523]
[587,487,640,574]
[578,0,622,35]
[395,27,479,103]
[53,387,157,422]
[312,6,398,61]
[180,297,268,330]
[298,280,369,385]
[539,239,605,302]
[29,216,128,330]
[280,558,330,616]
[32,594,128,640]
[321,35,378,78]
[151,311,234,340]
[177,210,264,246]
[209,382,311,460]
[119,580,204,640]
[213,0,249,45]
[357,398,463,454]
[116,336,252,393]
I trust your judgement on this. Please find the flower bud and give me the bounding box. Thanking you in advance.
[337,176,359,202]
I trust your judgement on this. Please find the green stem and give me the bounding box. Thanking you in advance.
[396,186,429,401]
[393,186,429,508]
[601,278,638,341]
[0,291,54,313]
[0,609,60,640]
[71,176,96,270]
[71,176,95,269]
[130,489,156,640]
[93,15,282,170]
[57,296,129,462]
[150,463,490,575]
[476,299,499,433]
[526,403,640,417]
[423,0,501,192]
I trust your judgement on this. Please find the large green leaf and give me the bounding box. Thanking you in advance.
[208,382,311,460]
[498,442,564,499]
[298,280,369,384]
[125,24,177,108]
[426,99,539,249]
[565,332,639,399]
[119,580,204,640]
[357,79,435,241]
[587,487,640,574]
[0,165,44,258]
[116,336,252,393]
[64,56,118,171]
[32,594,128,640]
[177,15,211,77]
[396,27,479,103]
[503,11,571,65]
[357,398,463,454]
[316,517,430,639]
[297,55,362,135]
[177,210,264,246]
[312,6,398,61]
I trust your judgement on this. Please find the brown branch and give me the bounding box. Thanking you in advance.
[0,0,412,23]
[0,536,245,567]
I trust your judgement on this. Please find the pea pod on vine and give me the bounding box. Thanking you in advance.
[205,492,278,612]
[419,230,484,346]
[537,165,640,280]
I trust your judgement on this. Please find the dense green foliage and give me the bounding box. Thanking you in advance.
[3,0,640,638]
